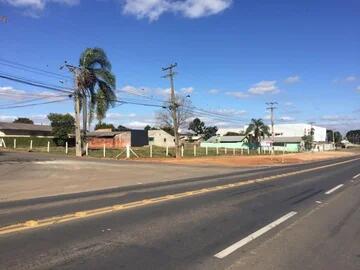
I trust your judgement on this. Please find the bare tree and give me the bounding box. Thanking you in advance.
[156,95,193,135]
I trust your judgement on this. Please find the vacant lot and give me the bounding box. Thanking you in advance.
[146,150,356,167]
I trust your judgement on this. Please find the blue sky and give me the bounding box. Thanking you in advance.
[0,0,359,133]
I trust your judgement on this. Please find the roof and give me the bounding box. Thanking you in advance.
[274,136,303,143]
[0,122,52,132]
[219,136,246,142]
[87,131,129,138]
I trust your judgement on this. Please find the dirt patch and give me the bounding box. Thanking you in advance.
[137,151,356,167]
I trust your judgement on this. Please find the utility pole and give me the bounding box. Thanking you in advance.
[61,62,82,157]
[162,63,181,158]
[266,102,277,152]
[309,121,315,151]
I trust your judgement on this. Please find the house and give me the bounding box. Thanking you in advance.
[201,135,250,149]
[0,122,52,138]
[86,129,148,149]
[148,129,175,147]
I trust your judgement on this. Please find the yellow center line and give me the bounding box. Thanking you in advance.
[1,157,359,236]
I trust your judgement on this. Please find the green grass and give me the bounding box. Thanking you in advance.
[1,143,296,159]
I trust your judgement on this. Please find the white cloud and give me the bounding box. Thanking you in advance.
[215,108,246,116]
[284,101,294,106]
[1,0,79,10]
[248,80,279,95]
[279,116,295,122]
[284,75,300,84]
[0,114,49,124]
[208,89,219,94]
[345,75,357,82]
[321,115,356,122]
[122,0,232,21]
[0,86,67,101]
[181,87,194,94]
[225,91,249,99]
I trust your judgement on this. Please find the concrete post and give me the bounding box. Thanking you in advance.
[166,146,169,157]
[181,145,184,157]
[224,148,227,155]
[30,140,33,151]
[241,148,243,155]
[247,148,250,155]
[86,143,89,156]
[47,141,50,153]
[150,145,153,158]
[126,145,131,159]
[233,148,236,155]
[206,146,208,156]
[103,143,106,158]
[258,148,261,155]
[194,145,196,157]
[216,147,219,155]
[13,138,16,149]
[65,142,68,155]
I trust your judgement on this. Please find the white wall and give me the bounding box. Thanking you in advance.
[273,124,326,142]
[148,130,175,147]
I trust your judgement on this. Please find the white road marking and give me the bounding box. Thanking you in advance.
[325,184,344,195]
[316,201,322,204]
[214,211,297,259]
[352,173,360,179]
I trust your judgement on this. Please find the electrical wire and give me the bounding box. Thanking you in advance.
[0,98,70,110]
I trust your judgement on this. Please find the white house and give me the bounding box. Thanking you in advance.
[148,129,175,147]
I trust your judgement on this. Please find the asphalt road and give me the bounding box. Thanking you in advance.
[0,155,359,270]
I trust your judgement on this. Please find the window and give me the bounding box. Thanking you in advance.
[164,138,167,143]
[149,137,154,142]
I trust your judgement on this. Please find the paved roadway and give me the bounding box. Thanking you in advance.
[0,155,359,269]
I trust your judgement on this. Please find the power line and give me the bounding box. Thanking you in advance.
[0,98,70,110]
[0,72,73,94]
[0,58,72,80]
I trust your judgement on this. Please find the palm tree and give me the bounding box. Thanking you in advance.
[77,48,116,133]
[245,118,270,147]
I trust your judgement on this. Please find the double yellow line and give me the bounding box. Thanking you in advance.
[1,157,359,236]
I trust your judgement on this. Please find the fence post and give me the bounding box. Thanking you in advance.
[65,141,68,155]
[13,138,16,149]
[47,141,50,153]
[233,148,236,155]
[103,143,106,158]
[206,146,208,156]
[247,148,250,155]
[258,148,261,155]
[150,145,153,158]
[166,146,169,157]
[194,145,197,157]
[126,145,131,159]
[181,145,184,157]
[224,148,227,155]
[30,140,33,151]
[216,146,219,155]
[86,143,89,156]
[241,148,243,155]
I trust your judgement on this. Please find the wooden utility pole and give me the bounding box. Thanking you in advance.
[162,63,181,158]
[266,102,277,152]
[61,62,82,157]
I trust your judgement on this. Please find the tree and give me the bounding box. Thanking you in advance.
[47,113,75,146]
[302,135,313,150]
[156,95,193,136]
[13,117,33,124]
[326,130,342,143]
[346,130,360,144]
[77,48,117,129]
[94,122,115,131]
[117,125,130,131]
[224,132,241,136]
[204,126,218,140]
[188,118,205,135]
[245,119,270,146]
